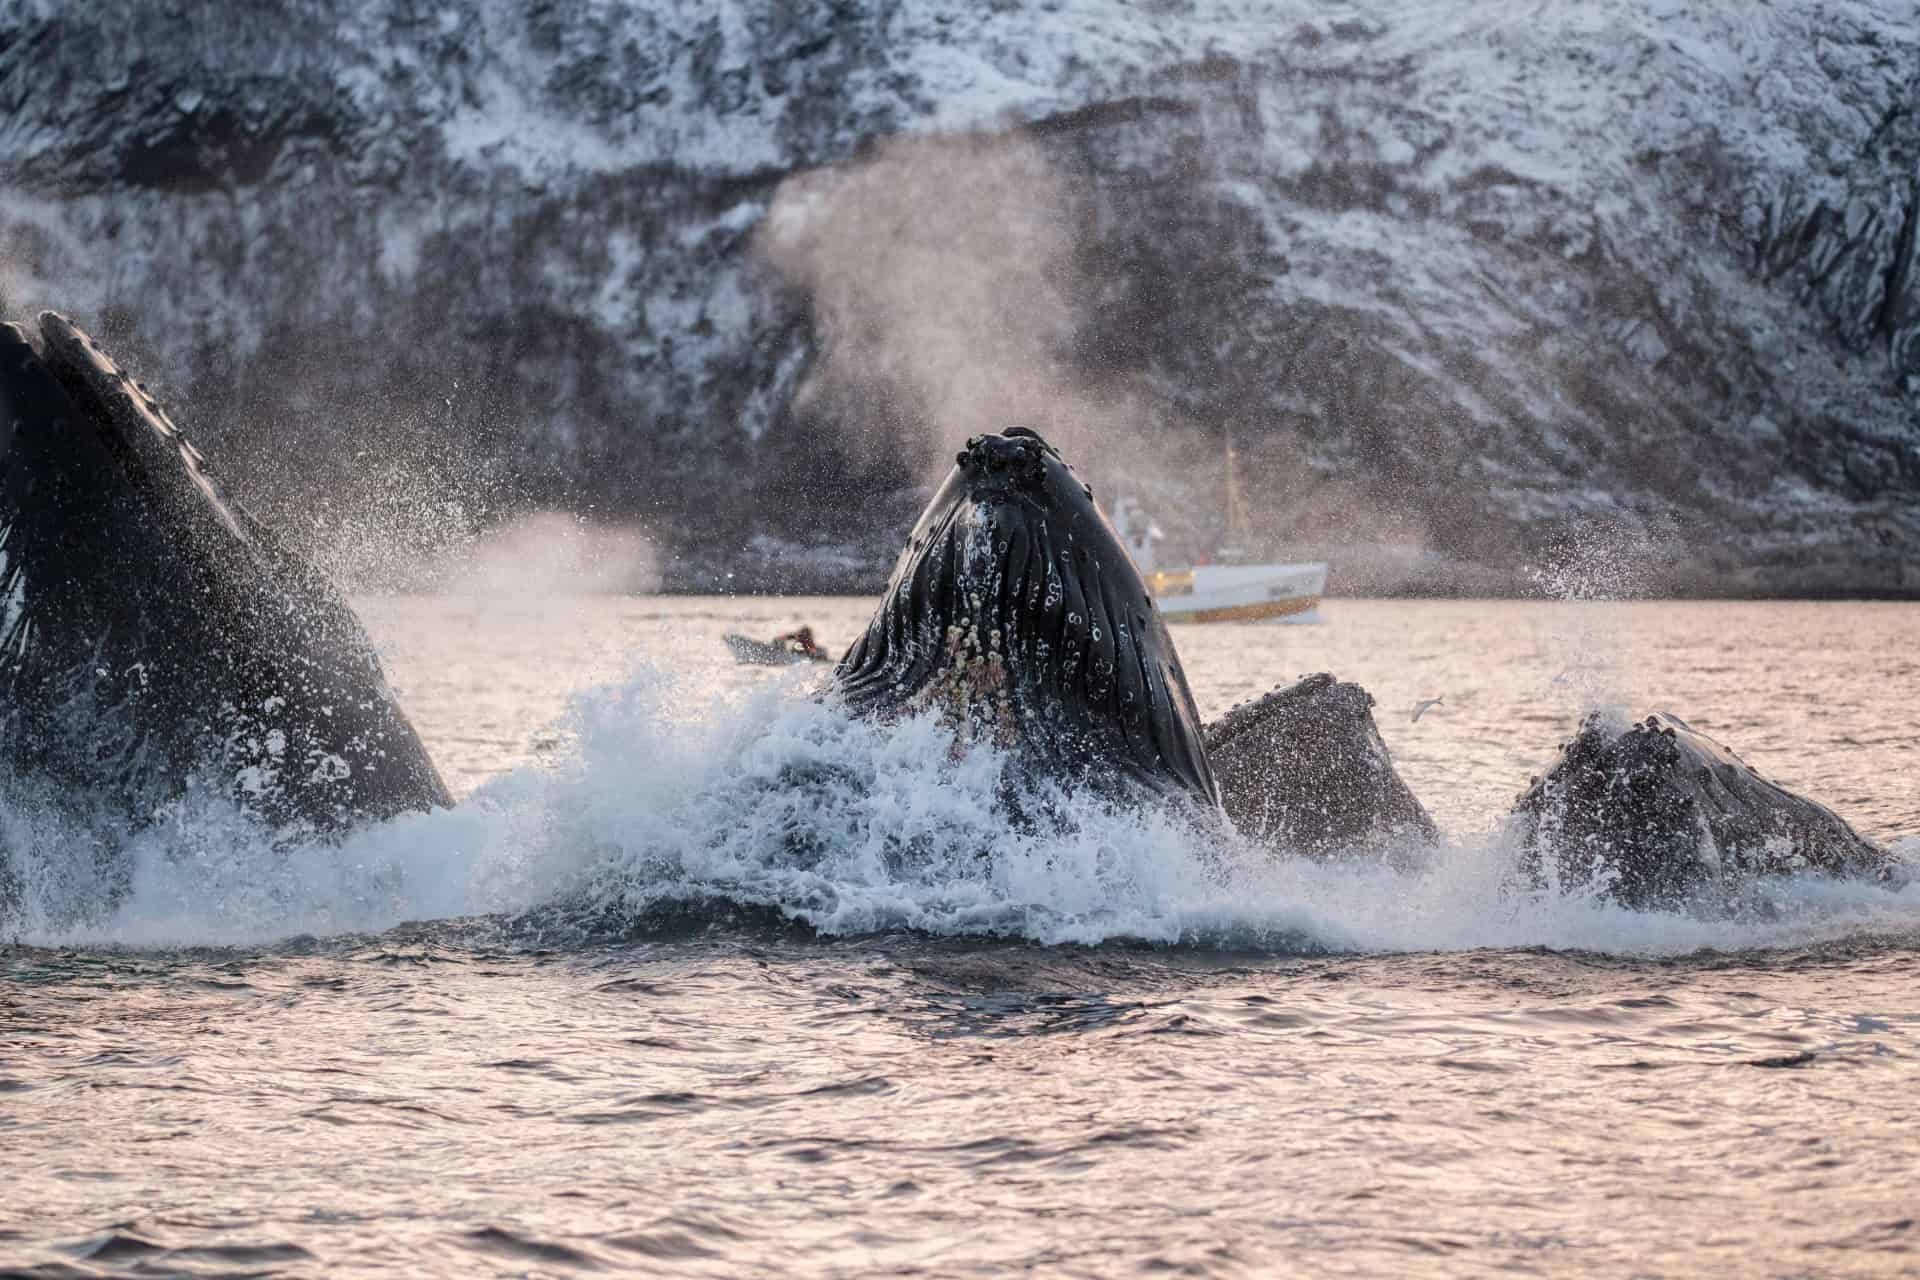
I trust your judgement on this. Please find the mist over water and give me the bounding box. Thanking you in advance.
[757,132,1229,561]
[759,133,1094,467]
[422,512,662,599]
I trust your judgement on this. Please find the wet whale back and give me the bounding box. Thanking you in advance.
[835,431,1216,808]
[0,313,450,831]
[1512,711,1892,908]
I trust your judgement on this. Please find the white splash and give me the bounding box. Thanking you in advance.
[4,665,1916,954]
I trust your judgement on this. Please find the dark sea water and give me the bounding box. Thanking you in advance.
[4,598,1918,1278]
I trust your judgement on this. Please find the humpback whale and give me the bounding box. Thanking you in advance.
[832,428,1218,810]
[1512,712,1894,909]
[0,313,450,871]
[1207,673,1437,861]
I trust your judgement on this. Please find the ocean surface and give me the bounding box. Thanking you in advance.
[4,596,1918,1277]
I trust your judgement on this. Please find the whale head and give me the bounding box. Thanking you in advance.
[832,428,1217,809]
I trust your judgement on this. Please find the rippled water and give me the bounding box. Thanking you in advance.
[4,597,1918,1277]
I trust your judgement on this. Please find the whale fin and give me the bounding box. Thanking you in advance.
[0,314,450,832]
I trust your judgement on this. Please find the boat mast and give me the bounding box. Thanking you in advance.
[1224,428,1249,540]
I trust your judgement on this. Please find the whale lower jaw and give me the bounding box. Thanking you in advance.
[0,312,450,847]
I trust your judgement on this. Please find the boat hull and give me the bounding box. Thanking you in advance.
[1149,562,1328,624]
[1164,595,1322,623]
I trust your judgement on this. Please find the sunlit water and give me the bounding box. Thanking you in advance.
[4,597,1918,1277]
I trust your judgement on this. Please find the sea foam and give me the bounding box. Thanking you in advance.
[5,664,1917,954]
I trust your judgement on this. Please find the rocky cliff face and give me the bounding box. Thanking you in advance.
[2,0,1915,594]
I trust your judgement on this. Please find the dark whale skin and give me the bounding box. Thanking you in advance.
[0,312,451,841]
[831,428,1217,810]
[1206,673,1437,862]
[1512,712,1894,909]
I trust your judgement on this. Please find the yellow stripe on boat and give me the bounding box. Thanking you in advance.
[1162,596,1321,623]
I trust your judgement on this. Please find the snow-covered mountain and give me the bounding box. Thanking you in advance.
[2,0,1915,594]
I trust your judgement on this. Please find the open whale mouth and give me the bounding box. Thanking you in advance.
[833,428,1217,809]
[0,312,452,848]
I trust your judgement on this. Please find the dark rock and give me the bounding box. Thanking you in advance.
[1206,673,1437,861]
[1,2,1915,594]
[1511,712,1895,910]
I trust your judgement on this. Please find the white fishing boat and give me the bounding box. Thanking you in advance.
[1139,558,1328,623]
[1112,442,1328,624]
